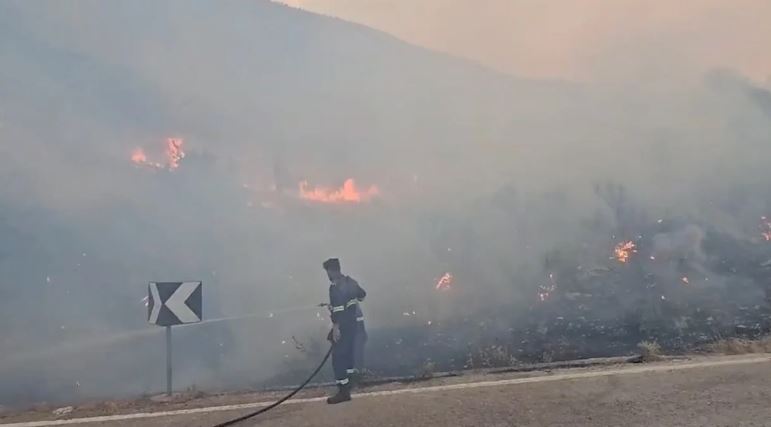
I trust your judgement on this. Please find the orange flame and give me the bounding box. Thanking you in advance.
[131,148,148,164]
[435,272,453,290]
[613,241,637,263]
[131,138,185,171]
[299,179,379,204]
[165,138,185,170]
[761,217,771,241]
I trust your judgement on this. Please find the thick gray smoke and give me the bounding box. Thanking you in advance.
[1,0,770,407]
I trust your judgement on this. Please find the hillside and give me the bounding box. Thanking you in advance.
[2,0,771,408]
[0,0,574,405]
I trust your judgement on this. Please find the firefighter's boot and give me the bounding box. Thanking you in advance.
[327,384,352,404]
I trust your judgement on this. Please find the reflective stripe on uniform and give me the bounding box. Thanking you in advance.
[346,369,356,374]
[346,299,358,308]
[336,378,349,385]
[332,305,345,313]
[356,316,365,322]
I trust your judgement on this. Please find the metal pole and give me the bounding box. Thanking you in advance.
[166,325,172,396]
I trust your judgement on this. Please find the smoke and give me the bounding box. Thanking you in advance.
[277,0,771,82]
[652,225,707,266]
[1,0,771,407]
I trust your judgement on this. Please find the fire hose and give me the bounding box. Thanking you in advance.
[212,344,334,427]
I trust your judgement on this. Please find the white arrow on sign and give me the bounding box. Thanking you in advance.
[149,283,162,324]
[166,281,201,323]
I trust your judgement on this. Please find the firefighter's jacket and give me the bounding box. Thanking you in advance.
[329,275,366,330]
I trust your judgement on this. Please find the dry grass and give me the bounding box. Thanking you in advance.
[465,345,518,369]
[637,340,662,362]
[707,336,771,355]
[418,359,436,379]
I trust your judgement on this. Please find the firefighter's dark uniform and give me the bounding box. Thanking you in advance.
[329,275,366,390]
[353,298,367,374]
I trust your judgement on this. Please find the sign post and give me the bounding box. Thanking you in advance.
[147,281,202,396]
[166,326,172,396]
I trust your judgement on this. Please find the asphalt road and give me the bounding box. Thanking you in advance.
[4,355,771,427]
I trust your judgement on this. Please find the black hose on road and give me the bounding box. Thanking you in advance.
[212,345,334,427]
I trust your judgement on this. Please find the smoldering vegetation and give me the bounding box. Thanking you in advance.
[1,0,771,407]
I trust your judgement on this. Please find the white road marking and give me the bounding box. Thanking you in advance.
[2,356,769,427]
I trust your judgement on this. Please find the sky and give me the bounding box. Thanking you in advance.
[276,0,771,82]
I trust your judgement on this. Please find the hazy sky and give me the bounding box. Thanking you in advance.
[277,0,771,82]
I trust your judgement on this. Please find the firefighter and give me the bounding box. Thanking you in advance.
[323,258,366,404]
[352,294,368,381]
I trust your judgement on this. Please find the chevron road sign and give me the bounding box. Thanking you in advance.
[147,281,202,326]
[147,281,202,396]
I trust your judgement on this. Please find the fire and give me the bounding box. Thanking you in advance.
[299,179,379,204]
[435,272,453,291]
[761,217,771,241]
[131,137,185,171]
[613,241,637,263]
[538,273,557,302]
[165,138,185,170]
[131,148,148,164]
[131,147,163,169]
